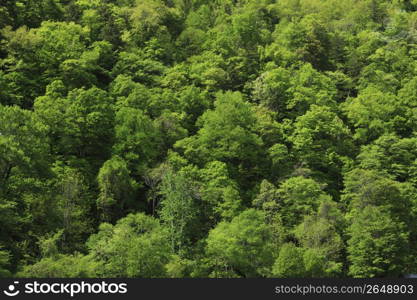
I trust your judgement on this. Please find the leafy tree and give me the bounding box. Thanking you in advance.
[277,176,331,228]
[165,254,196,278]
[290,104,354,196]
[175,4,213,59]
[302,249,332,278]
[272,15,332,70]
[175,91,265,192]
[17,253,97,278]
[272,243,305,278]
[34,83,114,173]
[253,180,286,251]
[0,104,50,192]
[294,200,345,276]
[204,1,271,88]
[347,206,409,278]
[357,134,417,184]
[50,164,93,252]
[87,213,172,277]
[251,64,338,119]
[342,87,401,142]
[59,41,114,89]
[198,161,242,222]
[343,168,412,225]
[158,169,199,254]
[111,49,166,86]
[97,156,139,222]
[113,107,161,176]
[186,52,229,90]
[176,85,210,133]
[205,209,275,277]
[253,180,280,219]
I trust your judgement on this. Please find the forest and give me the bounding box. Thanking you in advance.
[1,0,417,278]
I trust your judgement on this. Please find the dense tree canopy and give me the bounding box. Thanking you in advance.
[1,0,417,278]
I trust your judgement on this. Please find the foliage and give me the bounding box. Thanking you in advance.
[347,206,409,277]
[205,209,275,277]
[2,0,417,279]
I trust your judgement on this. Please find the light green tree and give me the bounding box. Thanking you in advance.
[205,209,275,277]
[347,206,409,278]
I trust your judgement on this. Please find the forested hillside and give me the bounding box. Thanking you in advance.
[1,0,417,278]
